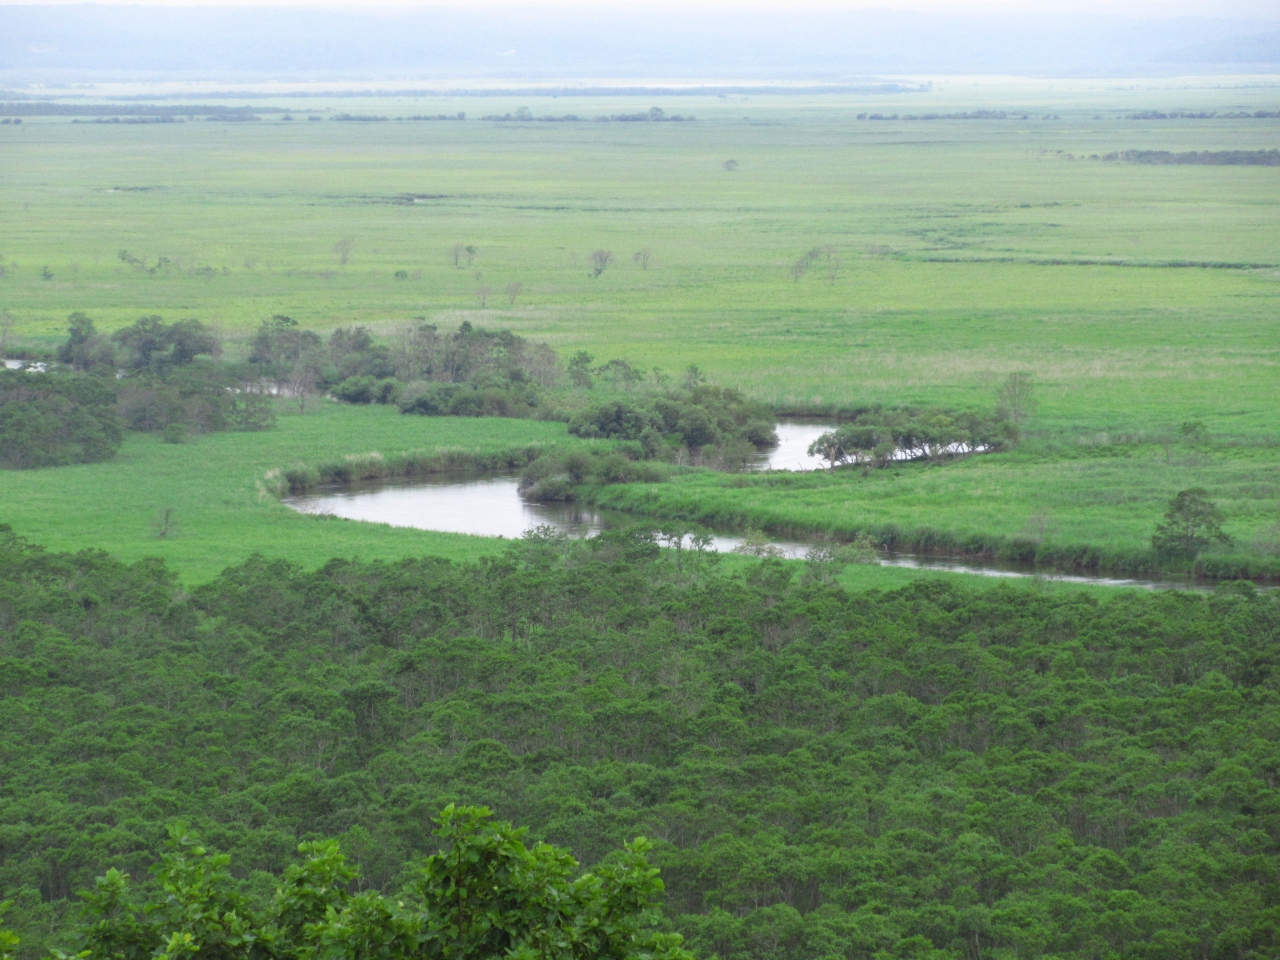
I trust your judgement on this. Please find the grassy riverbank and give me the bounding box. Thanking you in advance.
[0,404,578,582]
[0,402,1017,592]
[589,437,1280,580]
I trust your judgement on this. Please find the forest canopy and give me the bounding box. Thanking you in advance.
[0,527,1276,960]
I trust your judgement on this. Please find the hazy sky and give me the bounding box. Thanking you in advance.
[4,0,1277,13]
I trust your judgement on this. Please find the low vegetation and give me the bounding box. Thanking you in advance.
[1108,149,1280,166]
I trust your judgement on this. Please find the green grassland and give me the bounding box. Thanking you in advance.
[0,401,1035,593]
[0,404,564,582]
[1,79,1278,578]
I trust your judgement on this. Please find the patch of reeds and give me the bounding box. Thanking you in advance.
[263,445,551,497]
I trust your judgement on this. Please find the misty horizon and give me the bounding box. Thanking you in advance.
[2,4,1278,83]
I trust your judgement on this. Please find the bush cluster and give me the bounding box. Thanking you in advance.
[807,406,1018,468]
[0,371,122,468]
[53,313,275,443]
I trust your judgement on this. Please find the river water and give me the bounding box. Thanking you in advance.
[284,421,1210,591]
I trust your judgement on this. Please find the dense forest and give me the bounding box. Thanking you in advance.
[1,527,1277,959]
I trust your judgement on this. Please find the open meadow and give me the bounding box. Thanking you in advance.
[2,77,1279,574]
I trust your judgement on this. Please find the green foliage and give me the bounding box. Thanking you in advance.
[55,313,115,372]
[57,806,686,960]
[248,315,323,375]
[0,902,18,960]
[397,380,540,419]
[566,385,775,454]
[806,406,1015,469]
[332,376,398,406]
[2,529,1279,959]
[518,448,672,500]
[53,314,274,437]
[1152,487,1231,557]
[110,316,219,372]
[115,366,275,435]
[0,370,123,468]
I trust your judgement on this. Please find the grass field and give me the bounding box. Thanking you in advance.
[2,78,1278,579]
[0,404,568,582]
[0,401,1050,593]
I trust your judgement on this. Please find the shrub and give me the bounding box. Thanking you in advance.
[1152,487,1231,557]
[332,374,378,403]
[0,371,123,469]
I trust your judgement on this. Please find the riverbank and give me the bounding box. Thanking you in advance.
[3,400,1275,586]
[582,440,1280,582]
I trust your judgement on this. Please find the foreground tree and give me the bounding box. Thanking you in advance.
[58,806,691,960]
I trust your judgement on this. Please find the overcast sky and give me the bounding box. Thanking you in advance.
[4,0,1278,13]
[3,0,1275,81]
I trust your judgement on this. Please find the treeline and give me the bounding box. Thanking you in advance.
[1127,110,1280,120]
[10,314,774,476]
[516,385,777,497]
[856,110,1038,121]
[257,319,777,477]
[0,313,276,468]
[1105,149,1280,166]
[58,313,273,440]
[0,529,1278,959]
[0,103,284,118]
[481,107,693,122]
[807,405,1018,469]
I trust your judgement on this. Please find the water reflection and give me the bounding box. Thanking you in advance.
[284,472,1212,591]
[287,473,814,558]
[750,420,831,471]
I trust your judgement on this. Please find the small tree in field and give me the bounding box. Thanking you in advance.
[996,372,1037,424]
[568,351,594,389]
[632,249,652,270]
[475,285,493,308]
[808,430,846,470]
[332,237,354,266]
[1152,488,1230,557]
[504,281,523,305]
[590,249,614,277]
[449,243,465,267]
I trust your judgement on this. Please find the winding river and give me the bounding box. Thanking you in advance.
[283,421,1214,591]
